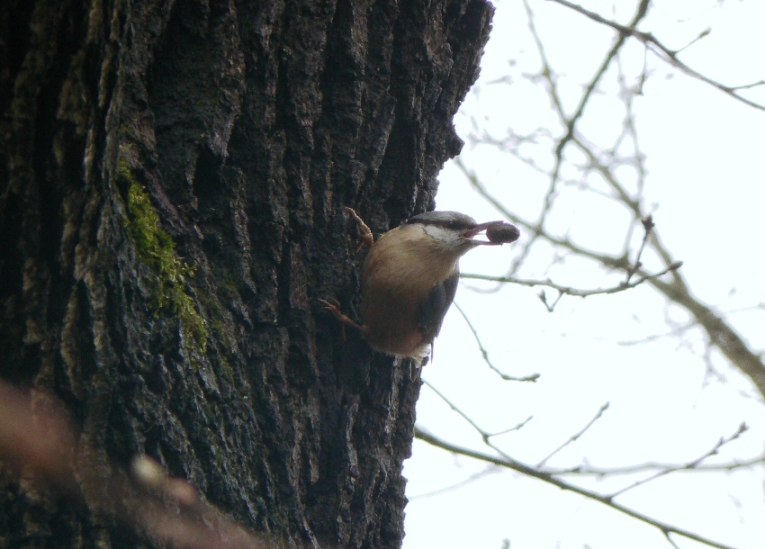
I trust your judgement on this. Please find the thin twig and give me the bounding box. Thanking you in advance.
[453,302,540,382]
[408,465,503,500]
[422,379,532,462]
[608,422,749,498]
[536,402,609,468]
[664,531,682,549]
[625,215,655,283]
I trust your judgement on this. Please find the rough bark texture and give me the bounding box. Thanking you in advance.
[0,0,492,547]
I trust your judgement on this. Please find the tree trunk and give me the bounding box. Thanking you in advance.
[0,0,492,547]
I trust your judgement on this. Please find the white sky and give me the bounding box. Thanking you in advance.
[403,1,765,548]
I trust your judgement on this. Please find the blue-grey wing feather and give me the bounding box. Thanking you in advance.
[418,270,459,344]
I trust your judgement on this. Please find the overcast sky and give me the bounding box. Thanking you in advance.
[403,1,765,548]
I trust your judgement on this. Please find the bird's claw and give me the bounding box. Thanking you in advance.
[319,298,363,333]
[342,207,375,251]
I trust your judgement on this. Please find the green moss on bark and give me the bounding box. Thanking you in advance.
[120,160,208,351]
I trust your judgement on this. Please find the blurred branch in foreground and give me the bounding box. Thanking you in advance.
[0,380,287,549]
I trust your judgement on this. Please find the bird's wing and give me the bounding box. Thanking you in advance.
[417,269,459,345]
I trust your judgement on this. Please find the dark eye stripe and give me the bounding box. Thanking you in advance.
[404,211,477,231]
[430,219,474,230]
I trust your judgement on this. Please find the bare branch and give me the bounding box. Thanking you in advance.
[548,452,765,476]
[461,261,682,300]
[414,428,742,549]
[508,0,652,276]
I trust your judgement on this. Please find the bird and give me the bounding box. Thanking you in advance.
[322,207,520,365]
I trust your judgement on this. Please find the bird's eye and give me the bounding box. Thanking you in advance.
[438,219,474,231]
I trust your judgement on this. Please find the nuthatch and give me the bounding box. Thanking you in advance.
[322,207,520,364]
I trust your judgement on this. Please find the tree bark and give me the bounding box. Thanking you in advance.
[0,0,492,547]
